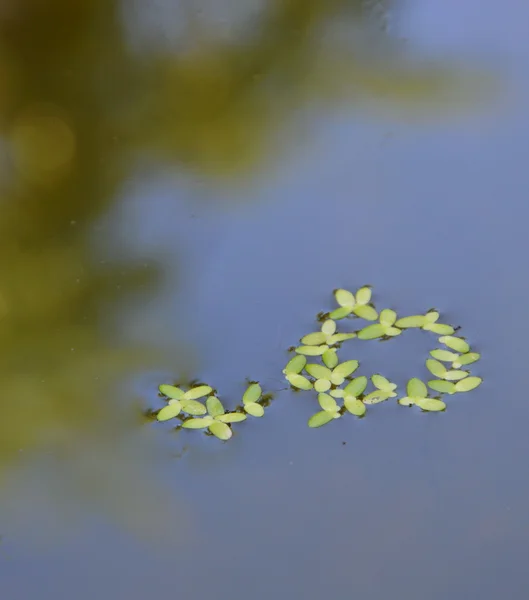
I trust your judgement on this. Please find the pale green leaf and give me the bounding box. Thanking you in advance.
[334,289,355,307]
[439,336,470,353]
[182,416,214,429]
[182,385,213,400]
[244,402,265,417]
[430,349,459,362]
[242,383,262,404]
[428,380,456,394]
[398,397,416,407]
[322,349,339,369]
[295,345,329,356]
[216,413,247,423]
[407,378,427,398]
[357,323,386,340]
[209,421,232,440]
[157,401,182,421]
[283,355,307,374]
[455,377,482,392]
[372,374,397,392]
[363,390,393,404]
[380,309,397,326]
[308,411,335,428]
[329,306,354,320]
[353,305,378,321]
[330,389,346,399]
[181,399,207,415]
[327,333,356,344]
[305,364,332,380]
[301,332,327,346]
[423,323,455,335]
[344,376,368,397]
[443,370,469,381]
[314,379,331,393]
[394,315,427,328]
[355,286,372,305]
[318,393,339,412]
[285,373,313,390]
[452,352,480,368]
[425,310,439,323]
[159,384,184,400]
[330,373,345,386]
[426,359,447,378]
[384,327,402,337]
[332,360,359,379]
[416,398,446,412]
[206,396,225,417]
[321,319,337,336]
[344,397,366,416]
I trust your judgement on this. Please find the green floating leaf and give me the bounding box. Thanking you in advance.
[372,374,397,392]
[425,310,440,323]
[344,396,366,416]
[206,396,225,417]
[318,393,339,413]
[314,379,331,393]
[357,323,386,340]
[355,286,372,305]
[182,385,213,401]
[443,370,469,381]
[455,377,482,392]
[330,388,346,399]
[428,380,456,395]
[182,416,214,429]
[330,372,345,386]
[329,306,353,320]
[244,402,265,417]
[430,349,459,362]
[384,327,402,337]
[394,315,427,328]
[453,352,480,368]
[321,319,337,336]
[344,376,368,397]
[327,333,356,344]
[398,397,415,407]
[301,332,327,346]
[159,384,184,400]
[181,399,208,415]
[157,401,182,421]
[305,364,332,380]
[363,390,393,405]
[285,373,313,390]
[243,383,262,404]
[424,323,455,335]
[283,355,307,375]
[209,421,232,440]
[333,360,359,379]
[322,349,339,369]
[416,398,446,412]
[295,345,329,356]
[335,289,355,307]
[216,412,247,423]
[380,309,397,327]
[407,378,427,398]
[308,411,336,428]
[353,305,378,321]
[439,336,470,354]
[426,359,447,378]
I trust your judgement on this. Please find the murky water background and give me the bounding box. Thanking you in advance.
[1,1,529,598]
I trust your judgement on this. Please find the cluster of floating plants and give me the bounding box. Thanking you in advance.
[154,285,482,439]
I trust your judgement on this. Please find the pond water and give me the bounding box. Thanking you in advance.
[1,1,529,599]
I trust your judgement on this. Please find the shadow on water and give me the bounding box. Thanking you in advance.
[0,0,482,544]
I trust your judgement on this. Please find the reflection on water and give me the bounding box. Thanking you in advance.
[0,0,467,540]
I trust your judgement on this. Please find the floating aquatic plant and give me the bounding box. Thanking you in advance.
[153,285,483,440]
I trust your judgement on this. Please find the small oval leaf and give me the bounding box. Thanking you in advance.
[322,349,339,369]
[159,384,184,400]
[244,402,265,417]
[430,349,459,362]
[329,306,354,320]
[206,396,225,417]
[443,370,469,381]
[157,402,182,421]
[384,327,402,337]
[314,379,332,393]
[380,309,397,326]
[216,413,247,423]
[425,310,439,323]
[424,323,455,335]
[327,333,356,344]
[242,383,262,404]
[335,289,355,307]
[355,286,372,305]
[295,345,329,356]
[321,319,337,336]
[394,315,427,328]
[455,377,482,392]
[407,378,427,399]
[426,359,447,378]
[398,397,416,407]
[428,380,456,394]
[344,376,368,397]
[182,416,214,429]
[439,336,470,353]
[453,352,480,368]
[318,393,339,412]
[357,323,386,340]
[182,385,213,400]
[330,373,345,386]
[344,396,366,416]
[209,421,232,440]
[353,305,378,321]
[283,355,307,374]
[332,360,359,378]
[416,398,446,412]
[181,399,208,415]
[301,332,328,346]
[330,388,346,399]
[363,390,393,404]
[305,364,332,380]
[308,411,336,428]
[372,374,397,392]
[285,373,313,390]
